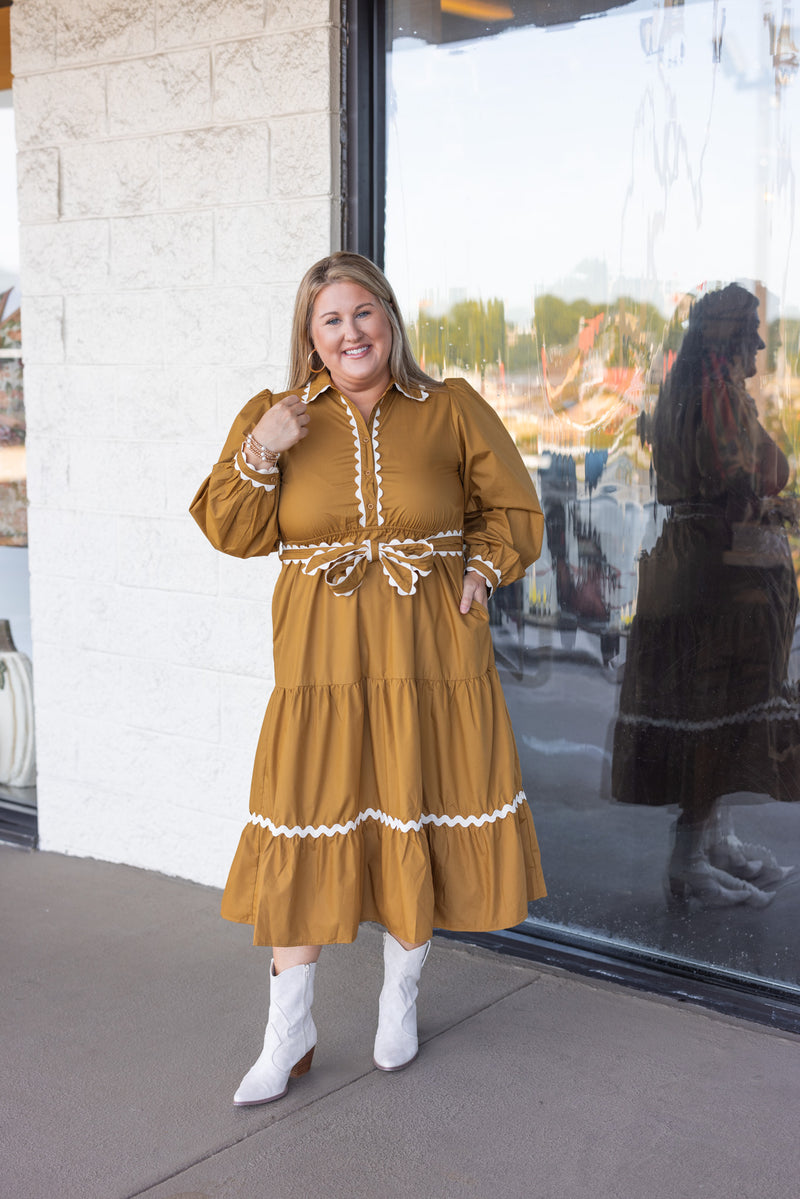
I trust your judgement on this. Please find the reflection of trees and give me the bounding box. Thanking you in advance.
[534,294,662,358]
[767,318,800,376]
[534,294,602,347]
[506,332,538,375]
[411,297,506,374]
[410,291,666,382]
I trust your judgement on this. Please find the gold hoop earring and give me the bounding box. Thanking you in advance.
[307,349,325,375]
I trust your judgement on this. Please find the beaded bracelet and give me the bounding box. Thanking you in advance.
[244,431,280,468]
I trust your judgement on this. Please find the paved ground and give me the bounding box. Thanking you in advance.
[2,843,799,1199]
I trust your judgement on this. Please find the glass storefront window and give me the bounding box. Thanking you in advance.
[0,84,24,557]
[384,0,800,996]
[0,20,36,842]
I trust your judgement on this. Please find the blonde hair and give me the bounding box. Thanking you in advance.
[287,252,441,393]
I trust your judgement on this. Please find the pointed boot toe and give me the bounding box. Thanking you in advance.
[373,1038,418,1072]
[233,1045,315,1106]
[373,935,430,1072]
[233,961,317,1108]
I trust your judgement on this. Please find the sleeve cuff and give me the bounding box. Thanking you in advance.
[466,555,500,596]
[235,446,279,491]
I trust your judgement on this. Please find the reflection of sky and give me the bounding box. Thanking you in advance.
[0,95,19,291]
[386,0,799,322]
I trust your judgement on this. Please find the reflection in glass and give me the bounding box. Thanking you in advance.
[385,0,800,990]
[612,284,798,908]
[0,90,24,549]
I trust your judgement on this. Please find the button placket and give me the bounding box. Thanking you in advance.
[346,394,386,528]
[362,432,376,512]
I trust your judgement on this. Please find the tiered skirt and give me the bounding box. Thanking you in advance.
[221,547,546,945]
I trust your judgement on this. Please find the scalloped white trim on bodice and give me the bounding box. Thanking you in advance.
[371,404,384,526]
[339,395,367,527]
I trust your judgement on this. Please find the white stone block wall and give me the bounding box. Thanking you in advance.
[11,0,340,884]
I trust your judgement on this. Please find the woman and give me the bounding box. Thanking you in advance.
[612,283,798,907]
[191,252,546,1105]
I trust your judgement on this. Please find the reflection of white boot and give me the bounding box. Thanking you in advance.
[707,832,764,880]
[706,808,795,886]
[730,843,796,886]
[373,934,430,1072]
[705,807,763,880]
[233,961,317,1107]
[667,820,774,910]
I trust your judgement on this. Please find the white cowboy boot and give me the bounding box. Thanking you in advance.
[373,933,430,1072]
[233,960,317,1106]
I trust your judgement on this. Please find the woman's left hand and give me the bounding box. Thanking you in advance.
[459,571,488,614]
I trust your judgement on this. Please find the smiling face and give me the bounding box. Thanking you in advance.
[310,280,393,401]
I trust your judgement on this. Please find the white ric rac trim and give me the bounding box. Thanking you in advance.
[235,448,277,491]
[279,533,465,597]
[248,790,527,839]
[467,555,500,595]
[371,404,384,526]
[395,382,429,402]
[617,696,800,733]
[300,380,312,404]
[340,395,367,526]
[281,531,464,555]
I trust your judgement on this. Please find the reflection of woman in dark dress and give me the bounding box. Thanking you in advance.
[612,284,798,907]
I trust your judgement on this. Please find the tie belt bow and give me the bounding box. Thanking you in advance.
[280,533,463,596]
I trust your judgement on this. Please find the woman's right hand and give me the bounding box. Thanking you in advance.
[248,396,311,457]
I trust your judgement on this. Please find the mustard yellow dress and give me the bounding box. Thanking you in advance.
[191,371,547,946]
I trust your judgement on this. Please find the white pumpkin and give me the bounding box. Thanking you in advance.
[0,640,36,788]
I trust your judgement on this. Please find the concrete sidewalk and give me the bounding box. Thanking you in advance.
[2,844,798,1199]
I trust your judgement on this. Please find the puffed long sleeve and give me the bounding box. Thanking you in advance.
[698,378,789,500]
[654,373,790,507]
[449,377,544,592]
[190,390,282,558]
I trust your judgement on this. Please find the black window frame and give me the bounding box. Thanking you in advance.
[341,0,386,266]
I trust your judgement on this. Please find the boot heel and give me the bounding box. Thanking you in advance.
[290,1047,314,1078]
[233,960,318,1106]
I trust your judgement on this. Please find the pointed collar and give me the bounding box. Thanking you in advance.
[302,369,335,403]
[394,380,430,402]
[300,369,430,404]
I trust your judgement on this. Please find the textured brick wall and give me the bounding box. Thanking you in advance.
[11,0,339,882]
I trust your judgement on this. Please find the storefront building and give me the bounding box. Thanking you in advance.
[2,0,799,1028]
